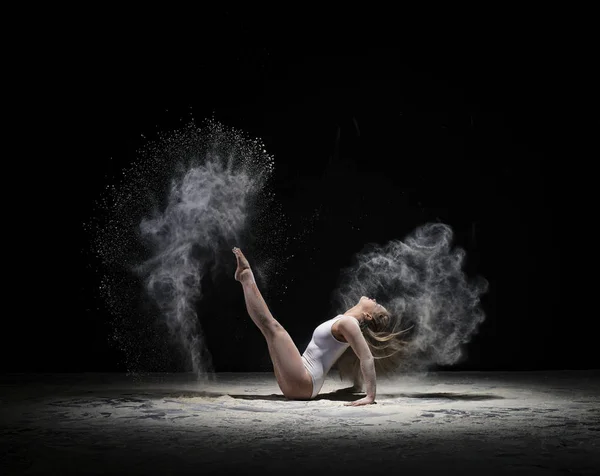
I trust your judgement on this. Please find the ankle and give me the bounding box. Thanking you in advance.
[239,268,255,283]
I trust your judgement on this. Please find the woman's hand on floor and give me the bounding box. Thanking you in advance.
[344,396,375,406]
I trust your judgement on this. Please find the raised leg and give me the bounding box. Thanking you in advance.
[233,247,312,399]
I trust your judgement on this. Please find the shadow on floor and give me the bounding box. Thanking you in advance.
[229,387,504,402]
[228,386,362,402]
[229,387,364,402]
[228,394,289,401]
[381,392,504,401]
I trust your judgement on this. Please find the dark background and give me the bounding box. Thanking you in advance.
[5,45,592,374]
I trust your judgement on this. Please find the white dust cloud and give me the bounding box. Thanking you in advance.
[334,222,488,372]
[88,119,289,378]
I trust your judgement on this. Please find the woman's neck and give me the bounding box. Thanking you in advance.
[343,306,362,321]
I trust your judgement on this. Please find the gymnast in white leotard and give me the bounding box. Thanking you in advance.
[232,247,408,406]
[301,315,351,398]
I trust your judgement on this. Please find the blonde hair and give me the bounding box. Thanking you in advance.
[334,309,413,385]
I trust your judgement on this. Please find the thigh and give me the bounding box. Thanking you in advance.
[264,322,313,399]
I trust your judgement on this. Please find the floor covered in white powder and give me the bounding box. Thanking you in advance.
[1,371,599,475]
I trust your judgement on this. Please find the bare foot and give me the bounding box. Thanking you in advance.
[232,247,253,282]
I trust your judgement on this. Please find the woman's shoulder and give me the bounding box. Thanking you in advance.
[335,315,359,328]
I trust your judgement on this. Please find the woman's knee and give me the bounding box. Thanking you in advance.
[262,319,284,338]
[283,389,312,401]
[280,378,313,400]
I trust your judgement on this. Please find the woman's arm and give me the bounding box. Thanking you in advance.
[338,318,376,406]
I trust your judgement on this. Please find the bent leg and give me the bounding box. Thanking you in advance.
[233,248,312,399]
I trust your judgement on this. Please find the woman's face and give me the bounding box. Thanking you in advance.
[359,296,378,312]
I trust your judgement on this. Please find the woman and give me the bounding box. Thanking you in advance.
[233,247,410,406]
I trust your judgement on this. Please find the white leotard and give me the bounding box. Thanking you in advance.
[301,315,351,398]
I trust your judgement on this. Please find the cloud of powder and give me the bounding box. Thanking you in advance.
[333,222,488,372]
[89,119,287,378]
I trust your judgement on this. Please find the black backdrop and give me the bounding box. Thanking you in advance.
[4,46,591,374]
